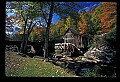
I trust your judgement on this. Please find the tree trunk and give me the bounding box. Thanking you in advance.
[23,34,29,54]
[44,28,49,58]
[20,19,35,54]
[20,32,26,54]
[20,34,28,54]
[20,38,25,53]
[20,18,27,54]
[44,2,54,58]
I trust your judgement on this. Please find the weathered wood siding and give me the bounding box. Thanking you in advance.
[64,30,75,44]
[63,28,88,49]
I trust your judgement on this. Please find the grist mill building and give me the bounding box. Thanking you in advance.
[63,28,88,50]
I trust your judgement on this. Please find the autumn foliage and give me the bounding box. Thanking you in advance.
[33,27,44,35]
[6,2,117,42]
[49,2,117,48]
[79,14,87,35]
[99,2,117,33]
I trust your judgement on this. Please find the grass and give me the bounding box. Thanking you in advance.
[5,52,77,77]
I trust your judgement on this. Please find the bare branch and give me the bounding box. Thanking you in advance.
[40,3,48,24]
[23,17,28,34]
[47,2,54,27]
[28,21,37,35]
[27,20,33,34]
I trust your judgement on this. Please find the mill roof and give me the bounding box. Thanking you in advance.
[64,28,80,35]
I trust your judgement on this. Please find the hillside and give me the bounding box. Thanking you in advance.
[5,52,77,77]
[50,2,117,40]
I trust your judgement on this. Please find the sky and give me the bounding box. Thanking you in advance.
[51,2,102,25]
[52,13,60,25]
[7,2,102,25]
[6,2,102,34]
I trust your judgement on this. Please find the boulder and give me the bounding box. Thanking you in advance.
[84,33,116,65]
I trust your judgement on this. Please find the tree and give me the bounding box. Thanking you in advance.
[6,3,20,40]
[99,2,117,33]
[64,16,71,30]
[79,13,87,35]
[6,1,82,58]
[28,27,45,42]
[39,2,54,58]
[50,19,66,38]
[39,2,82,58]
[29,31,36,42]
[104,25,116,47]
[6,1,45,54]
[90,4,102,35]
[70,12,81,29]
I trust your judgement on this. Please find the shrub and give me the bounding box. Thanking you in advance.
[79,65,103,77]
[104,27,116,48]
[79,65,116,78]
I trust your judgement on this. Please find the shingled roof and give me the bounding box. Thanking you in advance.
[64,28,80,35]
